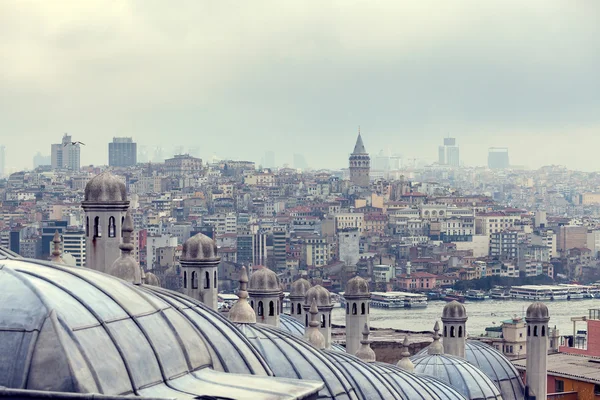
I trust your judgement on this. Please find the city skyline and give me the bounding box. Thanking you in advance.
[1,1,599,172]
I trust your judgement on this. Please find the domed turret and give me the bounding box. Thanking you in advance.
[526,302,549,320]
[180,233,220,310]
[143,271,160,286]
[344,276,371,355]
[303,285,334,348]
[82,171,129,274]
[396,336,414,372]
[441,300,467,358]
[305,299,325,349]
[248,267,281,327]
[289,275,311,322]
[84,171,127,202]
[106,211,142,284]
[526,302,550,399]
[229,266,256,324]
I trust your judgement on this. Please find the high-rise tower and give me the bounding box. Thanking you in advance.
[349,130,370,188]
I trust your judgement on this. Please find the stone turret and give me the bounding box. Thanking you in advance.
[428,321,444,355]
[49,230,64,264]
[229,266,256,324]
[107,211,142,284]
[526,302,549,400]
[354,323,376,363]
[248,266,281,327]
[289,275,311,323]
[441,300,467,358]
[344,275,370,355]
[180,233,220,310]
[396,336,414,372]
[304,285,333,348]
[305,299,325,349]
[82,171,129,273]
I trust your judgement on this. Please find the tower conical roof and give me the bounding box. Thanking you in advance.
[353,133,367,154]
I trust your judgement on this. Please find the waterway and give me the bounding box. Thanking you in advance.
[331,299,600,336]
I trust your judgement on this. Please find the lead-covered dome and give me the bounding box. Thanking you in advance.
[290,277,311,298]
[370,362,466,400]
[321,350,405,400]
[249,267,280,293]
[442,300,467,320]
[236,323,358,400]
[465,341,524,399]
[0,258,317,399]
[305,285,332,307]
[411,353,502,400]
[182,232,219,261]
[344,276,370,297]
[84,171,127,202]
[526,302,549,320]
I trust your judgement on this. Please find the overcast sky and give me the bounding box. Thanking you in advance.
[1,1,599,172]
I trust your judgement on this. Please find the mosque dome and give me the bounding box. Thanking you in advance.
[249,267,280,293]
[0,258,324,399]
[235,323,358,400]
[83,171,127,203]
[526,302,549,320]
[181,232,219,261]
[321,350,407,399]
[369,362,466,400]
[411,353,502,400]
[305,284,332,307]
[344,276,370,297]
[290,277,311,298]
[442,300,467,320]
[465,341,525,399]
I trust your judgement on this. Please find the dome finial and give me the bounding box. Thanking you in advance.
[50,230,64,264]
[305,298,325,349]
[229,266,256,324]
[107,210,142,284]
[428,321,444,355]
[354,323,376,362]
[396,336,414,372]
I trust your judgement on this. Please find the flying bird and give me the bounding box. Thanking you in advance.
[64,141,85,146]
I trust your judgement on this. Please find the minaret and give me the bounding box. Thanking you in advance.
[396,336,414,372]
[305,299,325,349]
[354,323,376,363]
[180,232,220,310]
[289,275,311,323]
[526,302,549,400]
[229,266,256,324]
[344,275,371,355]
[349,128,370,188]
[441,300,467,358]
[428,321,444,355]
[107,211,142,284]
[248,266,281,327]
[304,285,334,348]
[49,230,64,264]
[82,171,129,273]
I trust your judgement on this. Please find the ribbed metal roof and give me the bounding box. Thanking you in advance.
[279,314,346,352]
[415,340,523,399]
[0,257,322,400]
[236,322,358,400]
[411,354,502,400]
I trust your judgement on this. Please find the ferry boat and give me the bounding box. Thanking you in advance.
[370,292,406,308]
[442,293,465,303]
[465,290,489,301]
[403,293,428,308]
[509,285,569,301]
[370,291,428,309]
[490,287,510,299]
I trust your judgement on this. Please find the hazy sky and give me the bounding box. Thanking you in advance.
[1,1,599,172]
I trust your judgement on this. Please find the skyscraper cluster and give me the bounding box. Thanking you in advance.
[438,137,460,167]
[51,133,81,171]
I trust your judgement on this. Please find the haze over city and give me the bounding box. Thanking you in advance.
[1,1,599,172]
